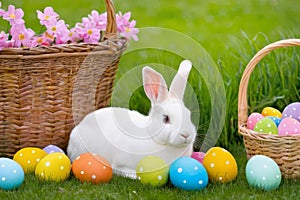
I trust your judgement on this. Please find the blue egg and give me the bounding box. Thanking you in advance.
[169,156,208,191]
[267,116,282,127]
[0,158,25,190]
[246,155,281,191]
[43,144,64,154]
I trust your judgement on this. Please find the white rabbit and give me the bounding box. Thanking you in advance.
[67,60,196,179]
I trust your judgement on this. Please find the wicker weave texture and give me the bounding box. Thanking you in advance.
[238,39,300,178]
[0,0,127,157]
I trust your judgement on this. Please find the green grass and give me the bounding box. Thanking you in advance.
[1,146,300,199]
[1,0,300,198]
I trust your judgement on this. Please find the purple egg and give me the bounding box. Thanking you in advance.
[282,102,300,122]
[43,145,64,154]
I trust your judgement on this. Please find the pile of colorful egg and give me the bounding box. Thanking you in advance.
[247,102,300,135]
[136,147,238,191]
[0,144,114,190]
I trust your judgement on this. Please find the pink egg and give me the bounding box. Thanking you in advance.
[247,113,264,130]
[191,152,205,164]
[278,117,300,136]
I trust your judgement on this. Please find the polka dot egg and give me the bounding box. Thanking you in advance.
[35,152,71,182]
[247,112,264,130]
[253,117,278,135]
[246,155,281,191]
[0,158,25,190]
[278,117,300,135]
[261,107,282,118]
[169,156,208,191]
[203,147,238,183]
[13,147,48,173]
[282,102,300,122]
[191,152,205,164]
[43,145,64,154]
[72,153,113,184]
[136,156,169,187]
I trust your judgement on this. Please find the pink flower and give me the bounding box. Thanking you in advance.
[0,2,5,17]
[68,27,81,43]
[116,12,139,41]
[88,10,107,31]
[0,31,9,50]
[2,5,24,25]
[46,19,68,36]
[10,24,35,47]
[37,7,59,27]
[76,21,101,44]
[32,35,50,47]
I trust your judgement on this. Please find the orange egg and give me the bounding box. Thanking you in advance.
[72,152,113,184]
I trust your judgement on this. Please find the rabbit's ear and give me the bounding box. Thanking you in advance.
[143,66,168,105]
[169,60,192,100]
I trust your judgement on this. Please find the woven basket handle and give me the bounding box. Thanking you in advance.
[104,0,117,39]
[238,38,300,131]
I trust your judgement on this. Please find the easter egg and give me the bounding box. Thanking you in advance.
[246,155,281,190]
[35,152,71,182]
[282,102,300,122]
[278,117,300,135]
[267,116,281,127]
[43,145,64,154]
[13,147,48,173]
[261,107,282,118]
[191,152,205,164]
[247,113,264,130]
[136,156,169,187]
[203,147,238,183]
[0,158,24,190]
[72,153,113,184]
[169,157,208,191]
[253,117,278,134]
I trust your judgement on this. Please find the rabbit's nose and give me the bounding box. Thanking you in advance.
[180,133,189,139]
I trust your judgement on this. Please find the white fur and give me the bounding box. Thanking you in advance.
[67,60,196,179]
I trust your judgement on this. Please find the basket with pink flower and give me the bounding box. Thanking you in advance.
[0,0,138,157]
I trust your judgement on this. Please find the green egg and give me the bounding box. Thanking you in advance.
[136,156,169,187]
[253,117,278,134]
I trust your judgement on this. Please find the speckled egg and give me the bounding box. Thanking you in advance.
[72,153,113,184]
[35,152,71,182]
[278,117,300,135]
[203,147,238,183]
[0,158,24,190]
[136,156,169,187]
[169,157,208,191]
[282,102,300,122]
[261,107,282,118]
[267,116,282,127]
[246,155,281,191]
[247,113,264,130]
[253,117,278,134]
[13,147,48,173]
[43,145,64,154]
[191,152,206,164]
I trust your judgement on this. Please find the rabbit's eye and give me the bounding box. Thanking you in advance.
[163,115,170,124]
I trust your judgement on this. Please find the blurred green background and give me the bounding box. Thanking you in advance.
[1,0,300,148]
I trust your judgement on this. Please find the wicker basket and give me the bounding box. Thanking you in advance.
[0,0,127,157]
[238,39,300,179]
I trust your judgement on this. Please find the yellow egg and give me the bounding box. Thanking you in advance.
[261,107,282,118]
[13,147,48,174]
[203,147,238,183]
[35,152,71,182]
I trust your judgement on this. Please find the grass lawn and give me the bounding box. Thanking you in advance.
[1,0,300,198]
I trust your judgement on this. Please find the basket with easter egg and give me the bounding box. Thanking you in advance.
[238,39,300,179]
